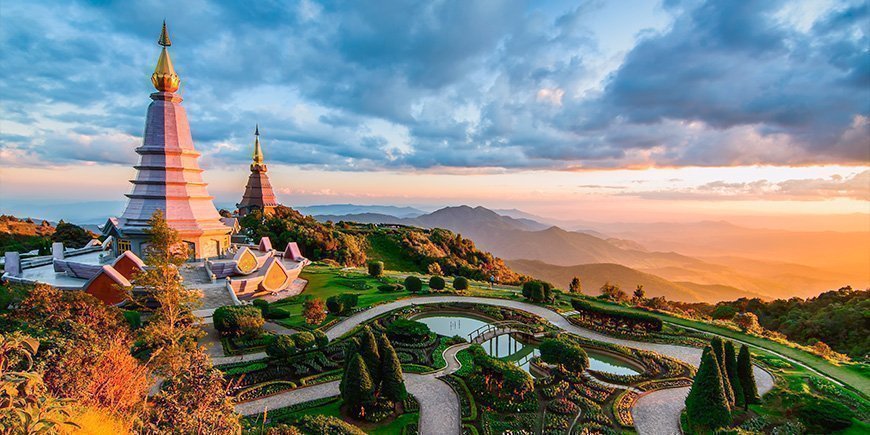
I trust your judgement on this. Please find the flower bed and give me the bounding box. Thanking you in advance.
[440,374,478,421]
[235,380,298,402]
[222,362,268,376]
[612,389,639,427]
[221,333,274,356]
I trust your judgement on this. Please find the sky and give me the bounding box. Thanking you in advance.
[0,0,868,230]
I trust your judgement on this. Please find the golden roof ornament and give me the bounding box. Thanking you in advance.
[252,124,265,166]
[151,21,180,92]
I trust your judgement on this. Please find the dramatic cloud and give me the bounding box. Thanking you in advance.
[626,170,870,201]
[0,0,867,171]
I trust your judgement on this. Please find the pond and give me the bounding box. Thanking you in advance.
[413,313,641,376]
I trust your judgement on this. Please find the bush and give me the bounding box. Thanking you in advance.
[711,305,737,320]
[539,338,589,372]
[266,335,296,358]
[326,293,359,315]
[293,332,316,350]
[386,319,432,342]
[123,310,141,329]
[314,330,329,348]
[453,276,468,290]
[252,299,270,316]
[213,305,265,337]
[570,299,662,332]
[404,276,423,293]
[429,276,446,290]
[793,396,853,432]
[378,284,402,292]
[368,261,384,277]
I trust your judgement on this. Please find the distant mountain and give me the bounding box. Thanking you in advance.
[315,205,549,234]
[297,204,427,218]
[506,259,762,303]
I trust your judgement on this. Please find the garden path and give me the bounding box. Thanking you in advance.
[222,295,776,435]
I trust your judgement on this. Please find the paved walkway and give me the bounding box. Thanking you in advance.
[222,296,776,435]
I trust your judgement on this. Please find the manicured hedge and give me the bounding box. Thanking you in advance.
[213,305,265,336]
[571,299,662,332]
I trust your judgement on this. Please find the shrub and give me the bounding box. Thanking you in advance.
[377,284,402,292]
[293,332,316,350]
[213,305,265,337]
[429,276,446,290]
[368,261,384,277]
[386,319,432,342]
[266,335,296,358]
[404,276,423,293]
[539,338,589,372]
[314,330,329,348]
[711,305,737,320]
[252,299,270,316]
[570,299,662,332]
[302,298,326,325]
[453,276,468,290]
[123,310,141,329]
[793,396,853,432]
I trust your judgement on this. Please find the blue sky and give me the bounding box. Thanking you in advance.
[0,0,868,225]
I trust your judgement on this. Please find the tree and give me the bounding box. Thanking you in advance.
[569,276,581,294]
[710,337,735,405]
[386,319,432,343]
[404,276,423,293]
[314,330,329,348]
[213,305,264,337]
[51,221,93,249]
[427,262,442,276]
[453,276,468,290]
[326,293,358,315]
[724,341,745,409]
[368,261,384,277]
[358,326,381,385]
[292,332,316,350]
[377,334,407,402]
[733,312,762,334]
[339,355,376,418]
[303,298,326,325]
[539,338,589,373]
[685,346,731,430]
[428,276,445,290]
[600,282,628,302]
[737,344,761,409]
[266,335,296,358]
[632,285,645,304]
[522,281,543,301]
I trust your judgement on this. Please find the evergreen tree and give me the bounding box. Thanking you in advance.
[377,334,407,401]
[340,354,375,418]
[710,337,735,405]
[339,338,360,398]
[685,346,731,430]
[359,326,381,386]
[724,341,745,408]
[737,344,761,409]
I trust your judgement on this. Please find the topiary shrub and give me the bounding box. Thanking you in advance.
[453,276,468,291]
[368,261,384,277]
[213,305,265,337]
[428,276,445,290]
[377,284,402,292]
[327,293,359,315]
[293,331,316,350]
[386,319,432,343]
[252,299,270,316]
[266,335,296,358]
[404,276,423,293]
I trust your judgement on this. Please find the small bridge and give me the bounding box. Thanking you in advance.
[467,321,547,344]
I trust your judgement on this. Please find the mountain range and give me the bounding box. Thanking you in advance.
[312,205,868,303]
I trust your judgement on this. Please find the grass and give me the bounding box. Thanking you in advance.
[366,233,422,272]
[250,395,418,435]
[581,297,870,398]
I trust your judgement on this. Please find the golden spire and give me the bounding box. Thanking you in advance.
[252,124,265,166]
[151,21,180,92]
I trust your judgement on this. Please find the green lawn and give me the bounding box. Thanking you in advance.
[366,233,422,272]
[581,298,870,398]
[259,395,418,434]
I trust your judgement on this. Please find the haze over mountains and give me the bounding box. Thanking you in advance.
[313,205,869,303]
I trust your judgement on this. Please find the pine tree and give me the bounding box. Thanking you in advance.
[737,344,761,409]
[685,346,732,430]
[724,341,745,409]
[359,326,381,386]
[710,337,735,405]
[377,334,407,402]
[340,354,375,418]
[339,338,360,399]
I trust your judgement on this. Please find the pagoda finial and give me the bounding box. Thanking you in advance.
[151,21,180,92]
[252,125,264,166]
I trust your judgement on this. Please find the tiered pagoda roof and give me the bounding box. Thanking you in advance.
[237,125,279,216]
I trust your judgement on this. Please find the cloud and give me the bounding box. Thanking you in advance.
[626,170,870,201]
[0,0,867,172]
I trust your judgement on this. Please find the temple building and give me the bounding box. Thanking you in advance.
[103,22,232,260]
[236,125,279,217]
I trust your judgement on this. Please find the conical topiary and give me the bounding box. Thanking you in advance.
[724,340,745,409]
[341,354,376,418]
[737,344,761,409]
[359,325,381,386]
[685,346,732,430]
[711,337,735,406]
[339,338,360,399]
[377,333,407,402]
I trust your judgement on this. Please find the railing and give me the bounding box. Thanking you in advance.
[467,321,543,344]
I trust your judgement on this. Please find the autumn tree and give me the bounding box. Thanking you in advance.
[632,285,646,304]
[600,282,628,302]
[685,346,731,430]
[377,334,407,402]
[737,344,761,409]
[303,298,327,325]
[569,276,581,294]
[427,262,443,276]
[733,312,762,334]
